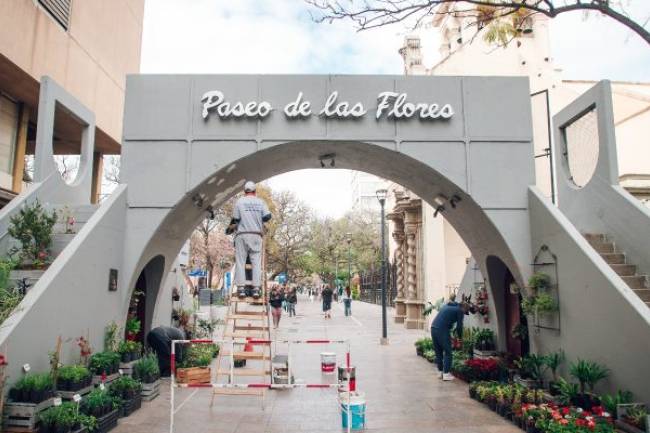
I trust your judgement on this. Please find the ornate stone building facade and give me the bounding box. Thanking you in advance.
[387,191,426,329]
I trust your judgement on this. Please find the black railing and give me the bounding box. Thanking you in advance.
[359,262,396,307]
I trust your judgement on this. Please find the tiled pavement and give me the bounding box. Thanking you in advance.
[114,296,521,433]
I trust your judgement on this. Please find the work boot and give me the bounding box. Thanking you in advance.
[442,373,455,381]
[251,287,261,299]
[237,287,247,298]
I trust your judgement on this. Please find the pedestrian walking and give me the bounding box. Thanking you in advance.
[430,297,470,381]
[269,285,285,329]
[287,286,298,317]
[342,286,352,316]
[321,284,333,319]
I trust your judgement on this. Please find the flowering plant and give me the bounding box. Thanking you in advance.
[523,403,614,432]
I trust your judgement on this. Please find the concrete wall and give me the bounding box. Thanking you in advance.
[0,185,128,384]
[528,186,650,403]
[0,0,144,143]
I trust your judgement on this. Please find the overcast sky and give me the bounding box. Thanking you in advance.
[140,0,650,217]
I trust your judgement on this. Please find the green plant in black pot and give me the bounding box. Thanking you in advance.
[81,388,117,418]
[569,359,609,409]
[474,328,495,351]
[16,372,54,403]
[56,365,91,391]
[543,350,564,394]
[118,340,143,363]
[601,389,634,419]
[39,402,90,433]
[133,354,160,384]
[89,351,121,376]
[528,272,551,291]
[515,354,547,387]
[108,375,142,402]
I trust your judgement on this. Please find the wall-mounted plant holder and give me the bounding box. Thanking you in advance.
[530,244,561,332]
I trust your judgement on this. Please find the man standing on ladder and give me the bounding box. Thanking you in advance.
[226,181,272,299]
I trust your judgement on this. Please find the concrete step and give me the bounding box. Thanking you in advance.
[633,289,650,302]
[51,233,76,256]
[591,241,615,254]
[611,264,637,277]
[623,276,648,290]
[584,233,607,243]
[601,253,626,264]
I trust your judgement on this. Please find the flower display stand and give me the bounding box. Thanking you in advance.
[3,397,55,432]
[141,380,161,401]
[92,372,120,386]
[57,384,94,400]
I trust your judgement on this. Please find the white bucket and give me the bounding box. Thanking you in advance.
[320,352,337,373]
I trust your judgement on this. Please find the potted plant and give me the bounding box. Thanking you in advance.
[80,388,119,432]
[511,324,528,342]
[8,200,57,270]
[528,272,551,292]
[108,376,143,418]
[56,365,91,392]
[569,359,609,410]
[133,354,161,401]
[125,317,141,341]
[176,343,218,385]
[515,355,546,388]
[602,390,634,419]
[118,340,142,363]
[88,352,121,378]
[542,350,564,394]
[39,401,96,433]
[617,404,649,433]
[8,372,54,404]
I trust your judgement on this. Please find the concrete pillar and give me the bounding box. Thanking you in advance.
[404,199,425,329]
[11,104,29,193]
[91,152,103,204]
[390,220,406,323]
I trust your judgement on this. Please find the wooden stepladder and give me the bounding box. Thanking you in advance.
[211,241,272,408]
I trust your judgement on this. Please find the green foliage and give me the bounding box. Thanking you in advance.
[108,375,142,402]
[179,343,219,368]
[133,354,160,384]
[81,388,118,415]
[8,200,57,266]
[88,351,121,375]
[40,402,96,432]
[569,359,609,394]
[0,286,24,325]
[528,272,551,291]
[415,337,433,352]
[57,365,90,384]
[601,390,634,418]
[15,372,54,392]
[515,354,547,382]
[624,405,649,429]
[118,340,142,355]
[511,323,528,341]
[423,350,436,362]
[555,377,580,406]
[104,321,120,352]
[543,350,564,381]
[125,317,141,337]
[521,292,557,316]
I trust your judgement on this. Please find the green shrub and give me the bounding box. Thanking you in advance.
[569,359,609,394]
[179,343,219,368]
[108,376,142,402]
[133,354,160,384]
[88,351,121,375]
[8,200,57,266]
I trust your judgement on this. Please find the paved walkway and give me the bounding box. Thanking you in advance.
[114,295,521,433]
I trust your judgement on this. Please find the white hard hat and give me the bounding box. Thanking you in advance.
[244,181,256,192]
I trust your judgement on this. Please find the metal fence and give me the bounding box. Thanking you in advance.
[359,262,396,307]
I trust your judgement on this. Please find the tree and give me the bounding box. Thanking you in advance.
[265,191,312,280]
[190,218,234,288]
[306,0,650,46]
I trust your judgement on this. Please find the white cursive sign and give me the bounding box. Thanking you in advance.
[201,90,453,121]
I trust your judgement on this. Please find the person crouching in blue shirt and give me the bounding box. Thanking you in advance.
[431,299,470,381]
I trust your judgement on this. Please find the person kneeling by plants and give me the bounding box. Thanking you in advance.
[430,297,471,381]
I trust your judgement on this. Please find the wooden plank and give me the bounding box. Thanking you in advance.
[216,369,270,377]
[233,325,269,332]
[227,314,266,320]
[223,332,267,339]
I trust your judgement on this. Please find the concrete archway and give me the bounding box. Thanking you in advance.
[120,74,535,343]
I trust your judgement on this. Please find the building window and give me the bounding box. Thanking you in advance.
[38,0,72,30]
[0,95,19,187]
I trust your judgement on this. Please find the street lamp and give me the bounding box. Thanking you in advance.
[346,233,352,291]
[376,188,389,345]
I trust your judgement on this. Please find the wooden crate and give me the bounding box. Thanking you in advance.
[119,360,138,377]
[3,398,54,432]
[92,372,120,386]
[57,384,94,400]
[176,367,211,385]
[141,380,161,401]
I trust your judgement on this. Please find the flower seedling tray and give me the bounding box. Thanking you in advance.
[92,372,120,386]
[57,384,94,400]
[120,394,142,418]
[95,409,119,433]
[3,397,55,432]
[141,380,161,401]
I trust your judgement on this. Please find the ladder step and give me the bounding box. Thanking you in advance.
[221,352,270,360]
[234,325,269,331]
[230,296,266,305]
[223,332,267,339]
[216,369,271,377]
[227,314,266,320]
[212,388,264,396]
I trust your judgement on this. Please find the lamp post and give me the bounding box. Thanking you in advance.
[346,233,352,291]
[376,188,389,345]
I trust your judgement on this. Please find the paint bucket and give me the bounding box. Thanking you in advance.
[338,366,356,392]
[320,352,336,373]
[340,392,366,431]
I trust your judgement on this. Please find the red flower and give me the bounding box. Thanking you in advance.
[561,407,570,415]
